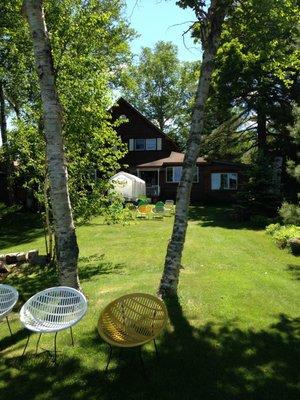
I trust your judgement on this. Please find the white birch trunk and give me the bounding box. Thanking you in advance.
[158,0,229,298]
[23,0,80,289]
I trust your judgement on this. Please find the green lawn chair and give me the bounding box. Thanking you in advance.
[152,204,165,220]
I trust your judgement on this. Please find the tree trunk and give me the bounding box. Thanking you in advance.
[23,0,80,289]
[257,108,267,153]
[158,0,229,298]
[0,81,14,205]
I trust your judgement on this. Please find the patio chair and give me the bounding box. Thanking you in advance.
[164,200,175,215]
[20,286,87,363]
[98,293,168,371]
[152,203,166,219]
[0,284,19,336]
[136,204,152,219]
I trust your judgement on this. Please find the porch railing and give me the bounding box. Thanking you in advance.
[146,185,160,197]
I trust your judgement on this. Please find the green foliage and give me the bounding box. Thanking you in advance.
[265,223,281,236]
[122,41,199,148]
[103,192,134,225]
[203,0,300,165]
[279,202,300,226]
[272,225,300,249]
[237,152,282,216]
[0,0,134,222]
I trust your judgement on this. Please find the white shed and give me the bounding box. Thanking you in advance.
[109,172,146,201]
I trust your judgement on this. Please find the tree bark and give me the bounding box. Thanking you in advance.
[158,0,229,298]
[257,107,267,153]
[23,0,80,289]
[0,81,14,205]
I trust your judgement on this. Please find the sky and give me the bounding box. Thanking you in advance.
[125,0,202,62]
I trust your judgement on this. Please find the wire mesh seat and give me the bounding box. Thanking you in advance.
[0,284,19,336]
[20,286,87,362]
[98,293,168,371]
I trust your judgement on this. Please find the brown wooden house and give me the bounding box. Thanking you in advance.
[111,98,242,203]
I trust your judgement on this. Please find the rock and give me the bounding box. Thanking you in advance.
[16,252,27,262]
[6,253,18,264]
[28,254,48,265]
[0,261,8,273]
[288,237,300,256]
[26,250,39,262]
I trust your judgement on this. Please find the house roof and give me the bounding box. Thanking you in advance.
[136,152,207,168]
[112,97,180,151]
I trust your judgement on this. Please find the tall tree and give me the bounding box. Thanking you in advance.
[123,41,199,147]
[158,0,232,298]
[1,0,133,222]
[23,0,80,288]
[204,0,300,161]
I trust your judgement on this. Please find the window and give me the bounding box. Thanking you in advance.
[134,138,145,150]
[211,173,238,190]
[132,138,158,151]
[166,167,198,183]
[146,138,157,150]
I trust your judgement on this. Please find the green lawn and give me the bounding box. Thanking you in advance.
[0,207,299,400]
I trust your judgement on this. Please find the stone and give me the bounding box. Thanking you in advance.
[27,250,39,262]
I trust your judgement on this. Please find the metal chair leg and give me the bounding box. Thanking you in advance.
[6,316,12,336]
[36,333,42,354]
[138,346,146,377]
[54,332,58,364]
[70,327,74,347]
[22,332,31,357]
[105,344,112,372]
[153,339,159,360]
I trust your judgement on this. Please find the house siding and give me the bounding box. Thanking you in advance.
[111,98,243,203]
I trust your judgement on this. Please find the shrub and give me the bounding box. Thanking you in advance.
[272,225,300,249]
[265,223,281,236]
[279,202,300,225]
[103,192,134,225]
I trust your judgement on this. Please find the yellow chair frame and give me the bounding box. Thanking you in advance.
[98,293,168,371]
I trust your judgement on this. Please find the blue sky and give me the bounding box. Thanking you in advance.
[125,0,202,62]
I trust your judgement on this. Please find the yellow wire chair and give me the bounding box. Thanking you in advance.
[98,293,168,371]
[136,204,152,219]
[164,200,175,216]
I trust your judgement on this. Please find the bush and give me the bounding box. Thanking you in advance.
[265,223,281,236]
[103,192,134,225]
[287,238,300,256]
[272,225,300,249]
[279,202,300,225]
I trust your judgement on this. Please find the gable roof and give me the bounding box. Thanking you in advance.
[112,97,180,150]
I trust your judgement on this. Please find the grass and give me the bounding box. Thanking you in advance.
[0,206,299,399]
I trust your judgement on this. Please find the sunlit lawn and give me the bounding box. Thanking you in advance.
[0,207,299,399]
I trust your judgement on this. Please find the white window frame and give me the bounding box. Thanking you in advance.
[211,172,238,190]
[132,138,158,151]
[166,166,198,183]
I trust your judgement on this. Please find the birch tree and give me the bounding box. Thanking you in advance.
[158,0,233,298]
[23,0,80,288]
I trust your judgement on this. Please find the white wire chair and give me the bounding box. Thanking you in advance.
[0,284,19,336]
[20,286,87,362]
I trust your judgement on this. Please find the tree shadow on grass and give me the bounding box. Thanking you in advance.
[0,211,44,250]
[79,254,125,282]
[287,264,300,281]
[188,206,264,230]
[0,295,299,400]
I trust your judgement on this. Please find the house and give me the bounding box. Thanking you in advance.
[110,97,243,203]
